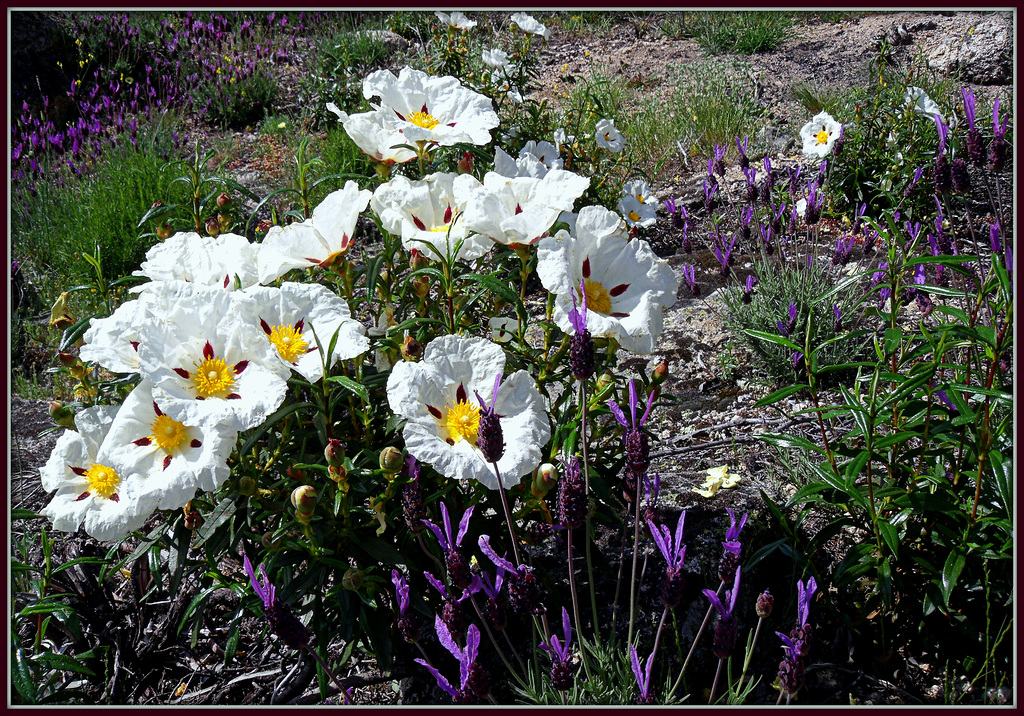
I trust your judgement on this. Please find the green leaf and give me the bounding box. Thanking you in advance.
[11,508,43,520]
[12,645,37,704]
[941,550,966,604]
[758,432,825,455]
[326,375,370,404]
[753,384,806,407]
[239,401,317,454]
[34,651,96,677]
[462,272,519,308]
[177,584,221,637]
[193,494,237,548]
[742,329,801,353]
[878,520,899,558]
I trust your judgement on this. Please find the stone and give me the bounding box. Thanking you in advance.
[926,14,1012,85]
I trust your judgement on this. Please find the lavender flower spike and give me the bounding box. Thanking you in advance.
[648,510,686,569]
[607,378,653,431]
[422,502,474,555]
[703,565,742,621]
[391,569,410,614]
[568,278,588,336]
[630,644,657,704]
[796,576,817,628]
[682,264,699,297]
[540,606,573,662]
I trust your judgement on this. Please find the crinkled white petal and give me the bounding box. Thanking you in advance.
[371,172,491,261]
[483,47,509,69]
[135,289,289,431]
[341,110,418,164]
[618,195,658,228]
[239,282,369,381]
[799,111,842,159]
[133,232,259,293]
[386,336,549,490]
[39,405,155,542]
[595,118,625,152]
[104,380,238,509]
[510,12,550,39]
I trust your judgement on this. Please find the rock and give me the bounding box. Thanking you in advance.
[363,29,411,52]
[926,14,1012,85]
[758,124,795,155]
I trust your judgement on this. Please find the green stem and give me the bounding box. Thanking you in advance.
[578,380,601,642]
[626,485,643,648]
[668,582,723,699]
[304,643,353,705]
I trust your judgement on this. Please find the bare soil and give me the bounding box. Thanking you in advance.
[10,9,1012,705]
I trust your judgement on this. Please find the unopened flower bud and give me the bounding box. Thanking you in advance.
[651,360,669,385]
[156,223,174,240]
[329,463,348,484]
[183,501,203,530]
[380,446,404,473]
[457,150,474,175]
[48,401,75,428]
[594,371,615,400]
[261,532,282,551]
[237,475,257,496]
[342,568,365,591]
[217,213,232,232]
[401,335,422,360]
[756,589,774,618]
[216,192,232,209]
[285,465,306,480]
[324,438,345,467]
[534,463,557,492]
[290,485,318,514]
[412,276,430,298]
[205,216,221,237]
[409,249,429,271]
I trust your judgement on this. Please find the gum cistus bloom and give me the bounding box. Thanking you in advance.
[392,569,419,643]
[536,205,679,355]
[415,617,489,704]
[257,181,372,283]
[718,507,748,583]
[510,11,551,40]
[422,501,476,590]
[371,172,491,263]
[557,454,587,529]
[132,231,260,294]
[243,553,310,650]
[595,118,625,153]
[609,379,653,503]
[800,111,842,158]
[435,10,476,30]
[704,565,742,660]
[387,335,550,490]
[568,278,596,379]
[630,644,657,704]
[648,509,687,608]
[541,607,576,691]
[479,534,547,615]
[240,282,369,382]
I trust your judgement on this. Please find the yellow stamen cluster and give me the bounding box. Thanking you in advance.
[816,128,831,145]
[443,400,481,445]
[192,357,235,398]
[628,210,642,222]
[584,278,612,314]
[150,414,190,453]
[268,324,308,364]
[85,463,121,499]
[408,111,440,130]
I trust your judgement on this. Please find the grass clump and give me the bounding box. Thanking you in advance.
[692,11,793,55]
[670,60,767,159]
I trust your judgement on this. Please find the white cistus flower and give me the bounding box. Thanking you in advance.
[482,47,509,69]
[386,335,550,490]
[135,288,290,431]
[257,181,372,284]
[336,109,418,165]
[436,10,477,30]
[132,232,260,294]
[510,12,551,40]
[618,194,658,228]
[239,282,369,382]
[595,118,626,153]
[371,172,491,262]
[904,86,957,130]
[536,205,679,354]
[103,380,238,510]
[361,67,499,147]
[459,169,590,245]
[799,111,843,159]
[39,406,151,542]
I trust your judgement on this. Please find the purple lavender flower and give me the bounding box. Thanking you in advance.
[736,134,749,168]
[568,278,595,380]
[643,472,661,527]
[742,166,758,202]
[712,143,727,176]
[787,165,801,195]
[833,304,842,333]
[903,166,925,199]
[713,241,731,277]
[392,569,419,643]
[989,98,1009,171]
[415,616,489,703]
[742,274,757,304]
[243,553,310,651]
[703,566,742,659]
[990,222,1002,255]
[629,644,657,704]
[832,122,846,157]
[792,351,805,372]
[665,195,686,231]
[425,570,471,639]
[402,455,426,532]
[803,178,822,225]
[471,566,507,630]
[682,264,699,297]
[423,502,475,590]
[761,156,775,202]
[769,201,786,236]
[557,454,586,529]
[540,607,576,691]
[608,379,653,503]
[832,235,854,266]
[703,179,718,214]
[962,87,987,167]
[934,388,957,413]
[718,507,748,583]
[648,510,687,608]
[478,535,546,615]
[474,372,505,463]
